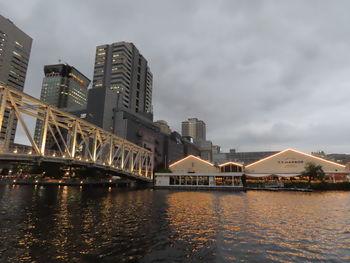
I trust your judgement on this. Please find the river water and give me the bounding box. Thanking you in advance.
[0,185,349,263]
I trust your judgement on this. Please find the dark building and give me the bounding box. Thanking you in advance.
[183,139,201,158]
[85,41,168,168]
[0,15,32,149]
[87,41,153,134]
[115,110,164,164]
[34,64,90,145]
[166,132,184,165]
[163,134,200,165]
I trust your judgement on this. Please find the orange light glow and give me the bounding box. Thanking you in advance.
[169,155,214,168]
[246,148,346,168]
[219,161,243,167]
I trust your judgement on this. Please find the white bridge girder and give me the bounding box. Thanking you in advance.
[0,85,154,181]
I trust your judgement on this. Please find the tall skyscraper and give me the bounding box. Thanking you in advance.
[182,118,206,140]
[34,64,90,144]
[86,41,153,134]
[0,15,32,149]
[85,41,166,166]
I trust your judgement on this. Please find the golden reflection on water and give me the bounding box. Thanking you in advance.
[167,192,218,255]
[2,187,350,262]
[166,191,350,262]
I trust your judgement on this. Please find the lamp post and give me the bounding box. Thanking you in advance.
[111,86,124,134]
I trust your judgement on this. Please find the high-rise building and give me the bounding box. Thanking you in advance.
[181,118,206,140]
[85,41,165,167]
[0,15,32,149]
[86,41,153,134]
[34,64,90,144]
[155,120,171,135]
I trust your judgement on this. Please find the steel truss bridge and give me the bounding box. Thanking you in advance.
[0,85,153,182]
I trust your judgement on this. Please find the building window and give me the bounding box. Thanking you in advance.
[215,176,233,186]
[198,176,209,185]
[170,176,180,185]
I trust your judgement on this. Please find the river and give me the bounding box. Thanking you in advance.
[0,185,349,262]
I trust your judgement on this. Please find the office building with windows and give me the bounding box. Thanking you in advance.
[34,64,90,144]
[0,14,32,149]
[85,41,167,167]
[86,41,153,132]
[181,118,206,141]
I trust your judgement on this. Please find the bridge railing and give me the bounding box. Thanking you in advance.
[0,85,154,180]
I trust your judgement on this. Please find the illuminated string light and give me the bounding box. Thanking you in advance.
[219,161,243,167]
[169,155,214,168]
[246,148,346,168]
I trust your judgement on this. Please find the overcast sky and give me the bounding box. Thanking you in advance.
[2,0,350,153]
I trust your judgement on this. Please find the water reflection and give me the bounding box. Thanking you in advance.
[165,191,350,262]
[0,186,350,262]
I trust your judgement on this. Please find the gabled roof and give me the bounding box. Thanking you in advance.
[219,161,243,167]
[245,148,346,168]
[169,155,214,168]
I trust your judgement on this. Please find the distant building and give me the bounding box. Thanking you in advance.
[212,145,220,154]
[166,132,185,164]
[39,64,89,111]
[181,118,206,140]
[85,42,167,168]
[0,15,32,149]
[183,138,201,159]
[195,139,213,161]
[213,149,279,165]
[34,64,90,144]
[155,120,171,135]
[156,132,201,169]
[87,41,153,134]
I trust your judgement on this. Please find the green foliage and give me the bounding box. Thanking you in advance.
[154,162,172,173]
[301,162,325,184]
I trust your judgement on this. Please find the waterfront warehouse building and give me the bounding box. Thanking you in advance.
[34,64,90,145]
[245,149,347,177]
[0,15,32,150]
[155,155,243,189]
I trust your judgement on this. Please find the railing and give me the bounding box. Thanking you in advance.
[0,85,153,180]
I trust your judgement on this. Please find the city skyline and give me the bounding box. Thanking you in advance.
[2,1,350,153]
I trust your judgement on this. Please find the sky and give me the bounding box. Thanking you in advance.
[2,0,350,153]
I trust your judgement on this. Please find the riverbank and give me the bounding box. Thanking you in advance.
[284,181,350,190]
[246,187,313,192]
[3,178,350,191]
[0,178,153,188]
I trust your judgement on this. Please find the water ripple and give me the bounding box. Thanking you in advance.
[1,186,350,262]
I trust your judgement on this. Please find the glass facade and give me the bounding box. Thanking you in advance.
[168,175,241,186]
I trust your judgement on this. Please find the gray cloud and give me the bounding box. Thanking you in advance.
[2,0,350,153]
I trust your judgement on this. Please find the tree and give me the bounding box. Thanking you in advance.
[154,162,172,173]
[301,162,325,185]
